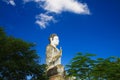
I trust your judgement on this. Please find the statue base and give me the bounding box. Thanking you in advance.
[49,74,64,80]
[47,65,65,80]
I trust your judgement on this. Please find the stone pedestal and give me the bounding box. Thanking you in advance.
[47,65,65,80]
[49,74,64,80]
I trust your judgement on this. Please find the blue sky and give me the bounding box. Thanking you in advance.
[0,0,120,65]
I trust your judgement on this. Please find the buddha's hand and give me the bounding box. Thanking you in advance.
[60,47,62,55]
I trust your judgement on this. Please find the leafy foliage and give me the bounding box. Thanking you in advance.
[66,53,96,79]
[0,27,48,80]
[66,52,120,80]
[92,57,120,80]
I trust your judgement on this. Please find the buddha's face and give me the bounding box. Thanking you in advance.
[51,36,59,46]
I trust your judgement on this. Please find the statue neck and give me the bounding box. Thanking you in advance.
[50,43,57,48]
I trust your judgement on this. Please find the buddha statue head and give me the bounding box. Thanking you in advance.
[49,34,59,47]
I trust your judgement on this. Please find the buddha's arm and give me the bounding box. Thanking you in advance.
[52,50,62,61]
[53,52,61,61]
[46,46,53,64]
[46,46,62,63]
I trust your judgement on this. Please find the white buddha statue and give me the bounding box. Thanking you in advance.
[46,34,64,76]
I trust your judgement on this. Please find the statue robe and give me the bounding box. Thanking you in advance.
[46,44,61,71]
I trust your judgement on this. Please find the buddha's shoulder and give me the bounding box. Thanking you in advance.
[46,44,54,49]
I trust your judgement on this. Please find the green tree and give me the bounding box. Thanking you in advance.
[0,27,47,80]
[92,57,120,80]
[66,52,120,80]
[66,52,96,80]
[91,58,106,80]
